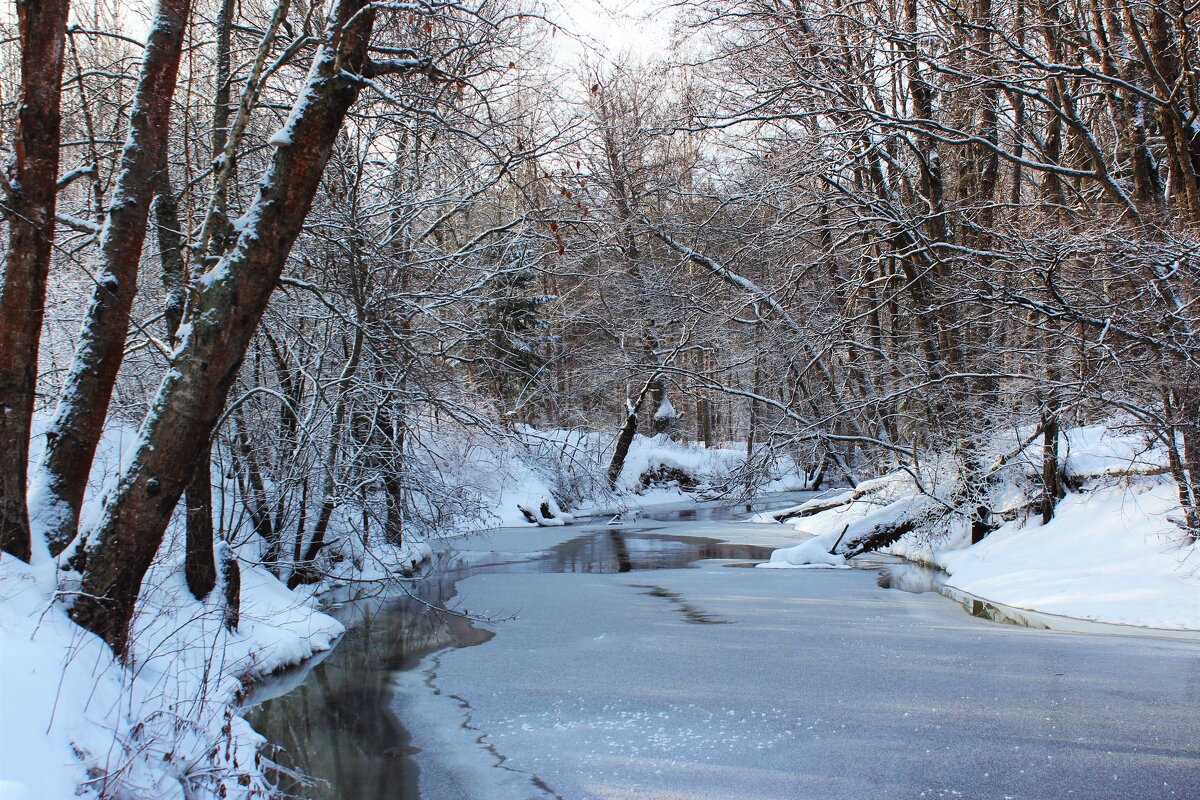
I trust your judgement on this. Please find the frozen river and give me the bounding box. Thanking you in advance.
[248,497,1200,800]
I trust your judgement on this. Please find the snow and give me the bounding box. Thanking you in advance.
[10,404,1197,799]
[758,535,848,567]
[935,481,1200,629]
[458,427,807,529]
[760,421,1200,630]
[3,416,348,799]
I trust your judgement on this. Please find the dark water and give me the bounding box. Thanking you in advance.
[243,525,775,799]
[875,561,1048,628]
[875,561,949,594]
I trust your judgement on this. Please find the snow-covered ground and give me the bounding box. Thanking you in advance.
[7,415,1196,798]
[762,424,1200,630]
[393,518,1200,800]
[466,426,809,528]
[932,481,1199,629]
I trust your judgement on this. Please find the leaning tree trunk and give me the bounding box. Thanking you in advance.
[1040,407,1062,525]
[608,400,640,489]
[0,0,70,562]
[36,0,192,556]
[607,370,664,489]
[68,0,383,657]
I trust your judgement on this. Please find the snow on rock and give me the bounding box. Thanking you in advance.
[616,432,743,492]
[517,496,575,526]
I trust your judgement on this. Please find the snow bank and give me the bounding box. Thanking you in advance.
[758,422,1200,628]
[758,535,848,568]
[935,481,1200,629]
[760,491,939,569]
[0,551,343,799]
[458,427,809,529]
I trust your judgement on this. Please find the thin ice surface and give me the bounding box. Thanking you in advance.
[397,533,1199,800]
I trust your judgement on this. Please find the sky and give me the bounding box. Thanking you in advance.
[549,0,676,62]
[107,0,676,61]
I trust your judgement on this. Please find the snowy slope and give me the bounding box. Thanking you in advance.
[935,480,1200,629]
[0,550,343,800]
[761,422,1200,629]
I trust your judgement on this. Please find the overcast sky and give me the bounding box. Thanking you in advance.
[549,0,675,62]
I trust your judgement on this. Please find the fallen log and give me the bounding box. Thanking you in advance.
[840,518,918,559]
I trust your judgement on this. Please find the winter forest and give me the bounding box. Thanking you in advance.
[0,0,1198,797]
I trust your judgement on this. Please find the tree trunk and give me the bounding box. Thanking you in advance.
[159,169,220,603]
[384,467,405,546]
[220,542,241,630]
[0,0,70,562]
[1040,411,1061,525]
[1176,391,1200,540]
[153,170,187,348]
[68,0,380,657]
[36,0,192,555]
[184,454,217,600]
[607,372,661,489]
[179,0,237,602]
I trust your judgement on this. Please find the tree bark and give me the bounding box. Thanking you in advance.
[384,464,405,546]
[152,171,187,348]
[68,0,380,656]
[0,0,70,562]
[36,0,192,556]
[180,0,238,602]
[156,167,219,602]
[184,455,218,599]
[607,370,661,489]
[1040,410,1061,525]
[220,541,241,630]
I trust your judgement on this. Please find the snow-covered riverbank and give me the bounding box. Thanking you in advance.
[761,423,1200,631]
[0,554,344,800]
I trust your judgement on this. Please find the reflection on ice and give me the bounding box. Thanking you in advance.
[244,521,779,799]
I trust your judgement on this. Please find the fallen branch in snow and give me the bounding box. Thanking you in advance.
[764,486,878,523]
[778,494,856,522]
[828,524,850,554]
[840,517,919,559]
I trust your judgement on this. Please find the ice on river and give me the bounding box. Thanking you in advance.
[393,524,1200,800]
